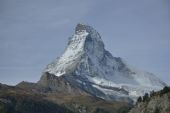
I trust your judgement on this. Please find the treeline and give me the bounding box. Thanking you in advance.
[137,86,170,103]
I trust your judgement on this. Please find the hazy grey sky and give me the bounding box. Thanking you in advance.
[0,0,170,85]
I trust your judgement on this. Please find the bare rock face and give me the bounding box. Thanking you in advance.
[37,72,86,95]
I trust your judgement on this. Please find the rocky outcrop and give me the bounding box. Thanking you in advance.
[129,87,170,113]
[37,72,87,95]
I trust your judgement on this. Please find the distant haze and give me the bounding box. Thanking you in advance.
[0,0,170,85]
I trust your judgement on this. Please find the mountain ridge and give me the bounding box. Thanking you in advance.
[0,81,132,113]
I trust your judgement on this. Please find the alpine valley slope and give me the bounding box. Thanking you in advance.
[43,23,166,103]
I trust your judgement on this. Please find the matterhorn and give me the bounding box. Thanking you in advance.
[41,23,166,103]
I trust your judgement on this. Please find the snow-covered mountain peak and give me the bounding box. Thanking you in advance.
[75,23,103,42]
[75,23,105,58]
[45,24,106,76]
[44,24,166,102]
[75,23,96,34]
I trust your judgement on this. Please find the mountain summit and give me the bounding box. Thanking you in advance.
[43,23,166,102]
[46,23,104,77]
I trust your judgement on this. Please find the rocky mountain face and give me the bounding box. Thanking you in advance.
[37,72,87,95]
[44,23,166,103]
[129,87,170,113]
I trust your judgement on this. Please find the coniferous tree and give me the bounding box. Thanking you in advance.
[143,93,149,102]
[137,96,142,103]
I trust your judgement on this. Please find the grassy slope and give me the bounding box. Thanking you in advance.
[0,89,74,113]
[46,94,131,113]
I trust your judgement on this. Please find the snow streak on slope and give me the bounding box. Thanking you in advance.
[46,30,88,76]
[44,23,166,102]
